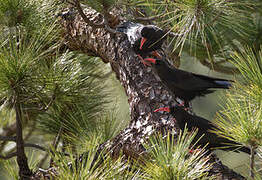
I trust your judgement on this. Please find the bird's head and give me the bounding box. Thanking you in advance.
[140,26,165,50]
[141,26,154,36]
[141,26,165,39]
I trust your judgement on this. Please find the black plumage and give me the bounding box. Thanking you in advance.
[144,58,232,106]
[154,105,251,154]
[116,21,166,61]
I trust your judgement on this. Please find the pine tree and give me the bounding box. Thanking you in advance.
[0,0,262,179]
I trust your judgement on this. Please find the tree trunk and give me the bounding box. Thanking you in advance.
[15,100,32,179]
[60,5,245,180]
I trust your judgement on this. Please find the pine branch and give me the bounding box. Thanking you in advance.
[20,84,46,103]
[0,152,17,160]
[135,15,162,22]
[0,123,16,153]
[73,0,118,34]
[250,146,256,179]
[24,143,47,152]
[0,135,48,152]
[40,94,56,111]
[0,135,16,141]
[49,126,63,167]
[73,0,104,28]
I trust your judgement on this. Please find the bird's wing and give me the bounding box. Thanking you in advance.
[164,68,210,90]
[192,73,232,83]
[167,67,230,90]
[189,114,217,131]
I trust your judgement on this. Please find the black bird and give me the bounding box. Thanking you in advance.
[154,105,251,154]
[143,58,232,106]
[116,21,166,65]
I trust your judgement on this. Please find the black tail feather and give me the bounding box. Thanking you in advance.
[214,80,232,89]
[215,143,252,155]
[237,146,252,155]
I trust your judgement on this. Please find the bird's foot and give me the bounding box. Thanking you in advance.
[151,51,162,59]
[138,54,150,66]
[189,148,202,154]
[175,98,191,111]
[175,97,185,107]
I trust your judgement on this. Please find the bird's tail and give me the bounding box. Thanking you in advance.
[229,146,253,155]
[194,74,233,89]
[214,80,232,89]
[116,21,135,33]
[237,146,252,154]
[220,141,252,155]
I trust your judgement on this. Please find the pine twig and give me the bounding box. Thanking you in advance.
[73,0,118,34]
[20,84,46,103]
[0,135,16,141]
[250,146,256,179]
[24,143,47,152]
[49,126,63,167]
[73,0,104,28]
[0,138,48,152]
[0,152,17,160]
[0,123,16,153]
[135,15,161,22]
[40,94,56,111]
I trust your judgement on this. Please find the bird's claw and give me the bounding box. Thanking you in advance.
[152,51,162,59]
[138,54,150,67]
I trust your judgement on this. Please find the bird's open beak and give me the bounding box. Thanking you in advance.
[154,107,170,113]
[143,58,156,65]
[140,37,147,50]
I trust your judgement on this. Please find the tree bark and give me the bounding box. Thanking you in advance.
[15,100,32,179]
[60,5,245,180]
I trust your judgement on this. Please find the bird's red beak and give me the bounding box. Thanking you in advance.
[143,58,156,65]
[140,37,147,50]
[154,107,170,113]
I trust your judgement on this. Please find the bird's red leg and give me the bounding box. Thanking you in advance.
[152,51,162,59]
[175,98,190,111]
[189,148,202,154]
[138,54,150,66]
[189,149,194,154]
[175,97,185,106]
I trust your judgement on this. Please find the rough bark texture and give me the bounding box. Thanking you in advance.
[59,5,245,180]
[15,101,32,179]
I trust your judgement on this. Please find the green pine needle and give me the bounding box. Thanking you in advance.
[125,0,259,69]
[53,136,139,180]
[214,47,262,147]
[139,130,213,180]
[82,0,117,13]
